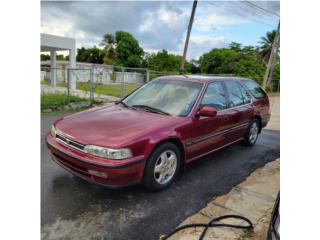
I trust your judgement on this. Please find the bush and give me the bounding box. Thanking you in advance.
[41,93,87,106]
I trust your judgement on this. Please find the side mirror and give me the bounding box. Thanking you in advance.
[197,106,217,117]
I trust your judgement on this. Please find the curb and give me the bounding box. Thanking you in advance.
[163,159,280,240]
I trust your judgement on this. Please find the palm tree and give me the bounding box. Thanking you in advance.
[259,30,276,64]
[100,33,116,65]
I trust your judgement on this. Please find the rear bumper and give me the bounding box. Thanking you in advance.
[46,133,146,187]
[261,113,271,128]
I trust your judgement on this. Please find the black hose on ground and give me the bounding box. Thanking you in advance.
[160,214,253,240]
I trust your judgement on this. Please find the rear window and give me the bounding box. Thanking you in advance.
[242,80,267,99]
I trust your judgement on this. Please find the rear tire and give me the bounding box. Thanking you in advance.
[143,143,181,191]
[242,119,260,146]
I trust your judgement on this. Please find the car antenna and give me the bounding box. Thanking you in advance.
[181,74,189,78]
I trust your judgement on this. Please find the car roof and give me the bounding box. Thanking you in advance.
[156,75,252,83]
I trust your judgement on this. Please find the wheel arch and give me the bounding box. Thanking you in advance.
[148,138,186,167]
[253,115,262,133]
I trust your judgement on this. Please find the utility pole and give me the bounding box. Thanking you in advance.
[180,0,198,73]
[262,21,280,90]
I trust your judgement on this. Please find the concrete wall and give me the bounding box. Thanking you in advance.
[115,72,145,84]
[41,62,145,84]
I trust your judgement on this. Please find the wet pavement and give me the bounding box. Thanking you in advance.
[41,112,280,240]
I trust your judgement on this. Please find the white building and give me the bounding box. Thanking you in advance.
[41,33,77,89]
[40,33,146,87]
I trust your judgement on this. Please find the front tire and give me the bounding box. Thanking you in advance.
[143,143,181,191]
[242,119,260,146]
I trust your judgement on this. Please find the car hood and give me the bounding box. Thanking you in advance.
[55,104,185,148]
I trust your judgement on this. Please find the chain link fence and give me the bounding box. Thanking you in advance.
[41,64,280,105]
[41,64,179,104]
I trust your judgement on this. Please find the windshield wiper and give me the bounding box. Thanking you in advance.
[131,105,170,116]
[116,100,131,109]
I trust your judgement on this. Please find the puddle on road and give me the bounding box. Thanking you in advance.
[41,208,146,240]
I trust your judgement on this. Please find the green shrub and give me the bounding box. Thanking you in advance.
[41,93,87,106]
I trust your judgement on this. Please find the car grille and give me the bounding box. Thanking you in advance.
[56,133,85,151]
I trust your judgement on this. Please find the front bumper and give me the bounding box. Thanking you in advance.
[46,133,145,187]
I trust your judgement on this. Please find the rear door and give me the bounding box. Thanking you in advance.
[222,80,254,141]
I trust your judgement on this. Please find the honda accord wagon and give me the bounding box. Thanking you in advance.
[46,75,270,190]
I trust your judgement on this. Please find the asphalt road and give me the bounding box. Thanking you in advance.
[41,112,280,240]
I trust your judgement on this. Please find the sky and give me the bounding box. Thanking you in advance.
[41,1,280,60]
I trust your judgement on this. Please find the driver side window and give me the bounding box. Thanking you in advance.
[200,82,227,111]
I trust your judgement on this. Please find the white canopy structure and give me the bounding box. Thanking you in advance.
[41,33,76,89]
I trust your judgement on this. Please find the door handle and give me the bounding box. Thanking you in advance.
[223,116,229,121]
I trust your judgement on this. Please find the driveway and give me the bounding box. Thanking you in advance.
[266,96,280,131]
[41,112,280,240]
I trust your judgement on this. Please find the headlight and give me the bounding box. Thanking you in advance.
[51,125,57,138]
[83,145,132,159]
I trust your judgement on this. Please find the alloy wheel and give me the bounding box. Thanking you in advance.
[154,150,177,185]
[249,122,259,144]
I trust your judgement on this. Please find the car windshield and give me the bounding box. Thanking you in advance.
[122,79,203,116]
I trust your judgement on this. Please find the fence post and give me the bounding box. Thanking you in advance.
[121,67,125,98]
[90,65,94,103]
[67,68,70,103]
[146,69,150,82]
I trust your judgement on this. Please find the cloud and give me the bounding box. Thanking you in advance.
[137,3,190,51]
[177,35,229,60]
[41,1,279,60]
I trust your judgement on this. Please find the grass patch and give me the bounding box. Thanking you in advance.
[41,80,50,85]
[77,82,141,97]
[238,229,254,240]
[41,80,141,97]
[41,93,87,106]
[268,92,280,97]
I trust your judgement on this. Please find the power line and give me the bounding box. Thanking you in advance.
[232,1,275,19]
[226,1,276,24]
[206,1,276,28]
[244,1,280,17]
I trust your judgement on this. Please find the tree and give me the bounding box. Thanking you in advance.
[76,46,104,64]
[198,43,266,83]
[229,42,242,53]
[234,55,266,83]
[41,54,50,61]
[273,64,280,81]
[41,54,68,61]
[100,33,116,65]
[199,48,240,74]
[41,54,70,61]
[114,31,144,67]
[56,54,67,61]
[270,63,280,91]
[190,59,200,73]
[144,50,192,73]
[99,31,144,67]
[259,30,277,64]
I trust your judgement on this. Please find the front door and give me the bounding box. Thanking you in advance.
[185,81,231,161]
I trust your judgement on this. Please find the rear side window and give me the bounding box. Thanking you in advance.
[242,80,267,99]
[239,84,251,104]
[224,81,249,108]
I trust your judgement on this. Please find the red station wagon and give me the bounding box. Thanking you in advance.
[46,75,270,190]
